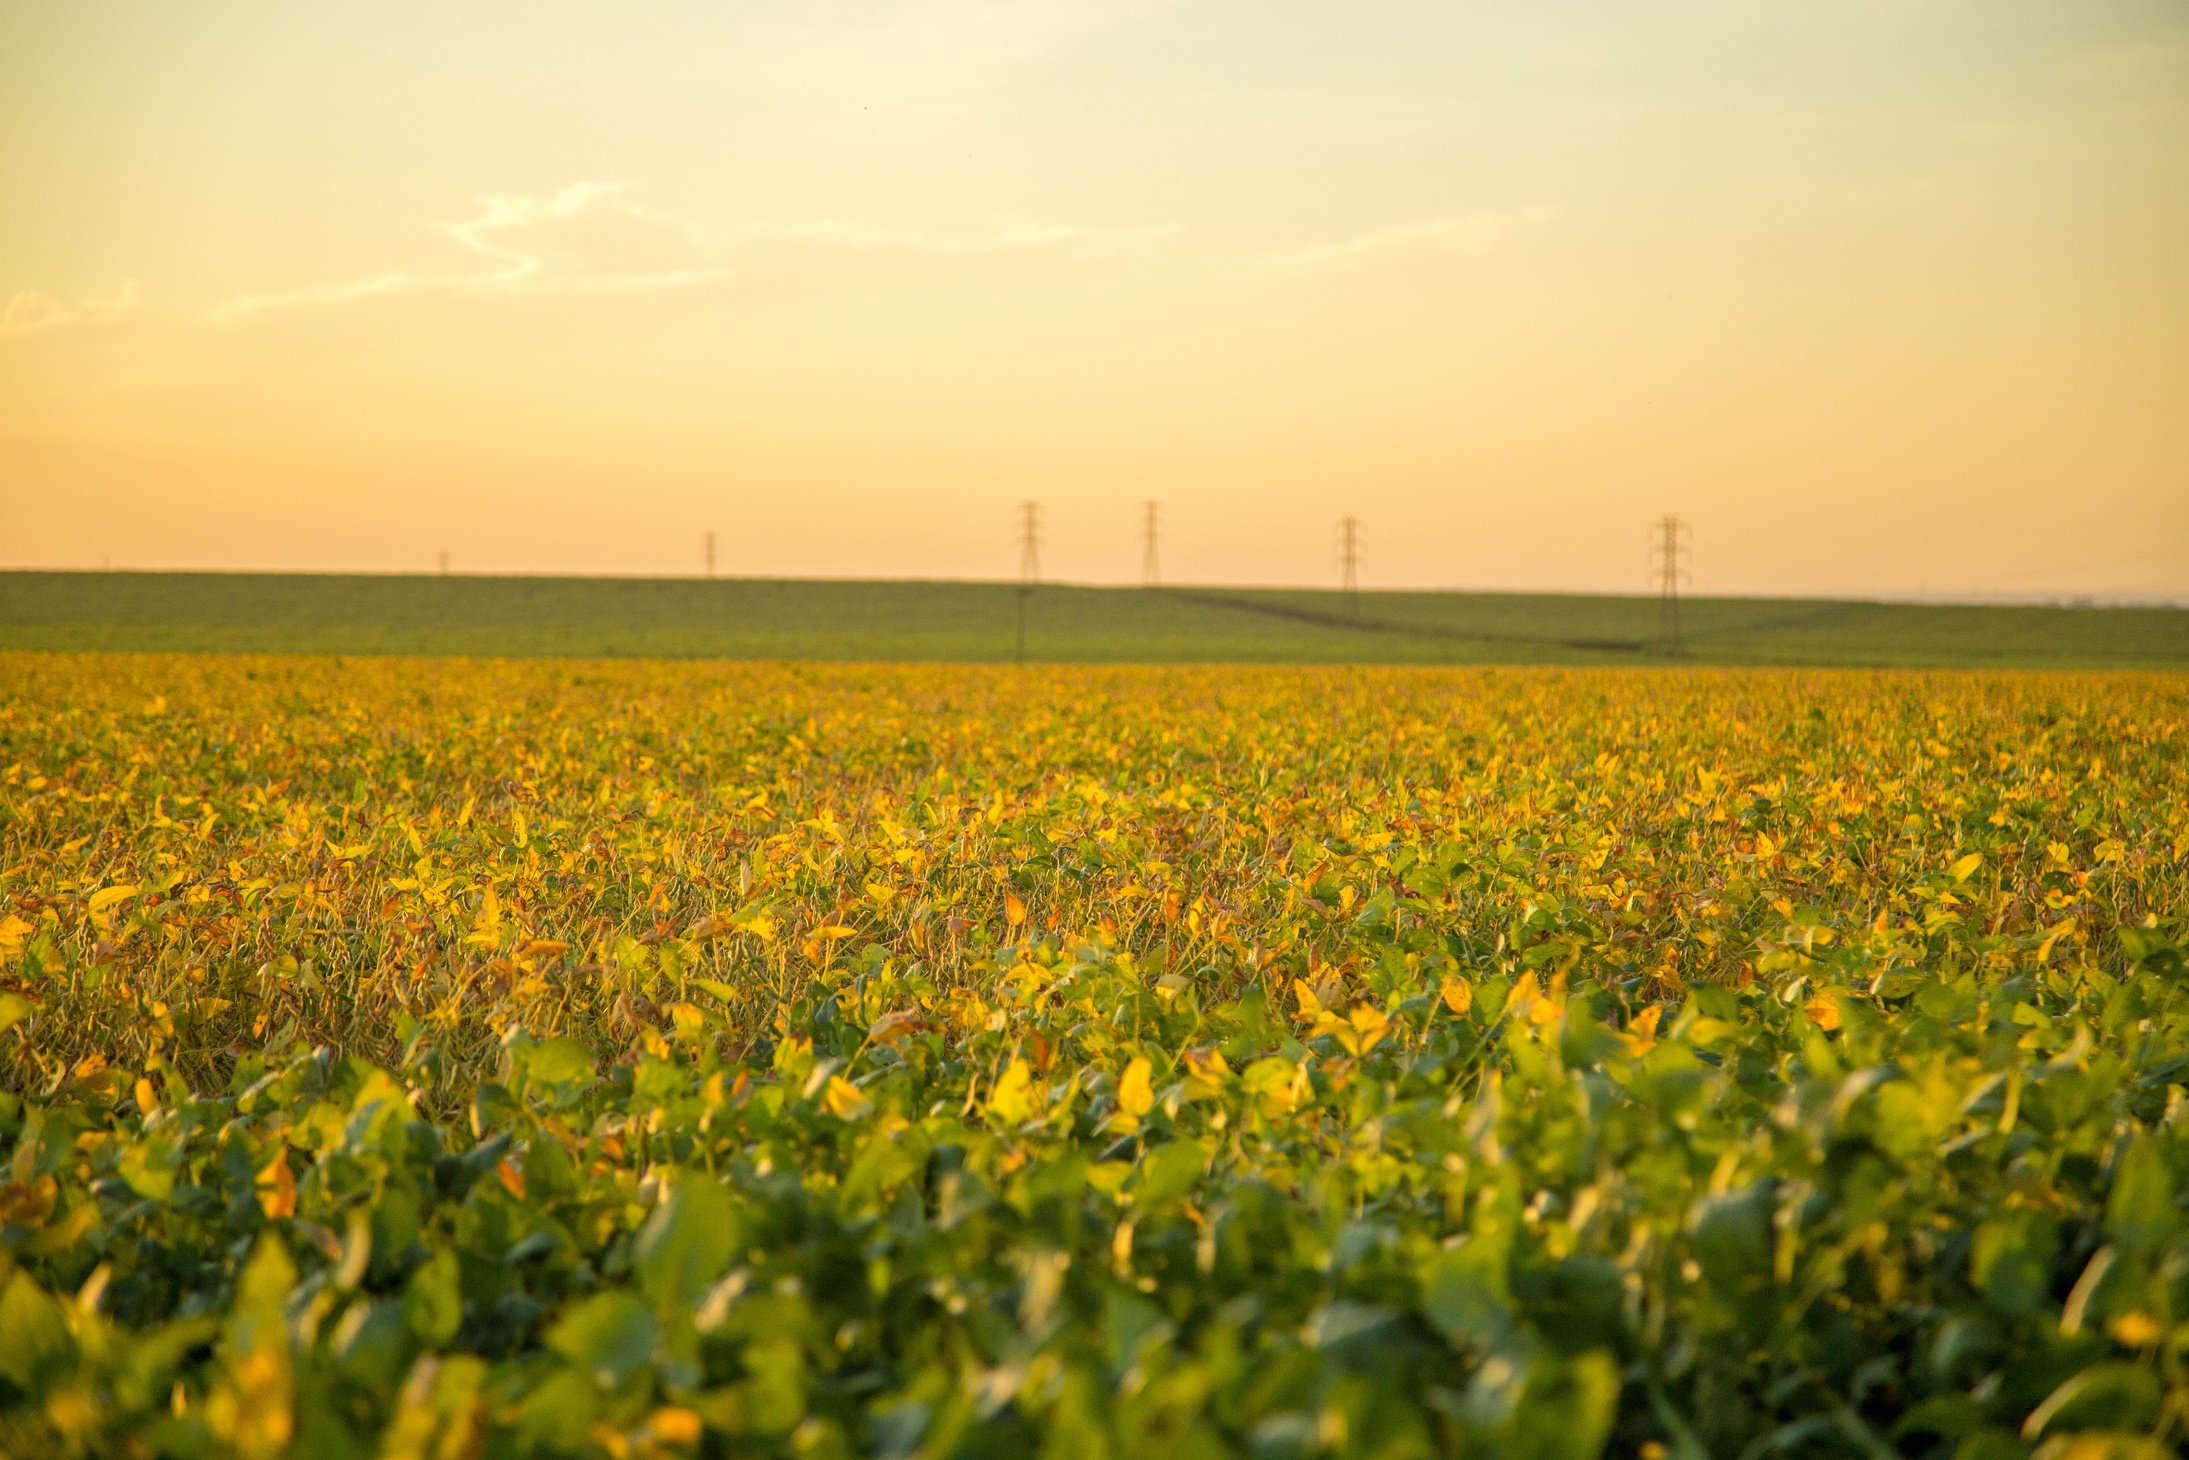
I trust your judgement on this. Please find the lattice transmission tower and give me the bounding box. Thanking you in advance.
[1338,515,1362,615]
[1014,500,1043,665]
[1651,513,1691,656]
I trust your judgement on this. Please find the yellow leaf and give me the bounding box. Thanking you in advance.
[1950,852,1983,882]
[2110,1311,2163,1348]
[256,1151,297,1220]
[1804,993,1843,1031]
[1438,978,1473,1016]
[987,1057,1035,1124]
[821,1075,872,1120]
[88,884,141,917]
[1118,1056,1154,1119]
[1347,1004,1390,1055]
[1182,1047,1231,1085]
[0,913,32,951]
[650,1408,704,1446]
[668,1002,708,1042]
[1500,970,1541,1021]
[1243,1057,1304,1117]
[1291,978,1325,1019]
[1005,894,1028,927]
[476,883,501,932]
[1619,1004,1664,1056]
[866,1009,933,1047]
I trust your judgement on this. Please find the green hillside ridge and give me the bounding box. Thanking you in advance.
[2,570,2184,668]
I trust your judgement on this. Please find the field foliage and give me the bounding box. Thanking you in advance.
[2,655,2186,1458]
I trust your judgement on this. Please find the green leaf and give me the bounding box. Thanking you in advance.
[224,1235,297,1360]
[403,1248,463,1347]
[2106,1137,2176,1249]
[331,1300,412,1388]
[1690,1184,1773,1288]
[2021,1363,2162,1440]
[117,1133,179,1204]
[0,993,32,1037]
[1101,1288,1170,1373]
[547,1291,657,1387]
[1421,1244,1516,1350]
[633,1172,739,1310]
[113,1315,222,1413]
[1506,1351,1618,1460]
[1131,1140,1206,1211]
[0,1272,72,1394]
[508,1035,595,1098]
[1972,1211,2055,1318]
[516,1367,601,1449]
[1558,1003,1621,1067]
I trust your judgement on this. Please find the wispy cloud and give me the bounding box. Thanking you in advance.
[199,181,1544,330]
[1,280,141,341]
[1242,205,1559,278]
[205,186,1190,326]
[206,184,727,324]
[730,214,1180,263]
[208,186,1181,325]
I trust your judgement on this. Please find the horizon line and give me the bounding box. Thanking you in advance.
[5,564,2184,611]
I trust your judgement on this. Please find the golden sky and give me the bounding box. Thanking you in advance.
[3,1,2185,597]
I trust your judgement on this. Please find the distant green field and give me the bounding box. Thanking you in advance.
[2,570,2184,667]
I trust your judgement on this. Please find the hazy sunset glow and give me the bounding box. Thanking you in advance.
[3,1,2185,597]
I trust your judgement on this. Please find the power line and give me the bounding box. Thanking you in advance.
[1014,500,1043,665]
[1141,500,1161,589]
[1650,513,1690,656]
[1338,515,1361,613]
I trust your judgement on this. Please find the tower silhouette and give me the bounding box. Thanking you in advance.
[1014,500,1043,665]
[1338,516,1361,614]
[1651,514,1690,655]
